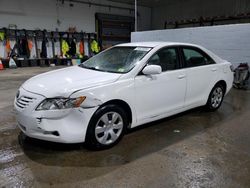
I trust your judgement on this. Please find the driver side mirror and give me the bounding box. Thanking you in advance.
[142,65,162,75]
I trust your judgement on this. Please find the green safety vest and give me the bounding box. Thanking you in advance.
[91,40,100,53]
[0,32,5,41]
[62,40,69,56]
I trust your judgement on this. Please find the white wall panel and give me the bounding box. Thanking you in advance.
[131,24,250,64]
[0,0,151,32]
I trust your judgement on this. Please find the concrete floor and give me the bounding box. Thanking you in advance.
[0,67,250,188]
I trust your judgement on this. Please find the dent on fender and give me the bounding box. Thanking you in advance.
[80,96,103,109]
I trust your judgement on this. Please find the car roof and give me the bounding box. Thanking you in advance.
[116,42,202,48]
[116,42,223,63]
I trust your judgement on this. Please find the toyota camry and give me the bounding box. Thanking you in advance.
[14,42,234,149]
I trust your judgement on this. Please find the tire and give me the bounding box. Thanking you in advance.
[85,104,128,150]
[205,84,225,111]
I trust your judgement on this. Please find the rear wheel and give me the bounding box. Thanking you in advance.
[206,84,225,111]
[85,104,127,150]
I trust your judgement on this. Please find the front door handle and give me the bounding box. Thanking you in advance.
[178,74,186,79]
[211,68,217,72]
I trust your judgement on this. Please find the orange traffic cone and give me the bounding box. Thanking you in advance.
[0,59,4,70]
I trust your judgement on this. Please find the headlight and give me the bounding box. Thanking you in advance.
[36,96,86,111]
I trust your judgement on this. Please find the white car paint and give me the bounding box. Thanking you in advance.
[14,42,234,143]
[135,68,187,123]
[22,66,122,98]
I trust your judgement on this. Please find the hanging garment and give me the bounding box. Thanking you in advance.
[5,39,11,56]
[36,41,42,59]
[0,32,5,41]
[0,41,5,58]
[54,41,61,57]
[41,39,47,58]
[62,40,69,57]
[28,39,36,58]
[90,40,100,54]
[79,40,84,55]
[19,38,30,58]
[47,40,53,58]
[10,40,15,49]
[28,40,33,52]
[76,42,80,55]
[10,43,18,58]
[16,39,21,55]
[69,40,76,57]
[84,40,89,57]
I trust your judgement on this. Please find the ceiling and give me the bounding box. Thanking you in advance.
[108,0,170,7]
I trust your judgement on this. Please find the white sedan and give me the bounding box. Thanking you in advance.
[14,42,234,149]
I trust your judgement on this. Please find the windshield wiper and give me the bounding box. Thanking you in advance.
[89,67,100,71]
[79,64,121,73]
[79,64,98,70]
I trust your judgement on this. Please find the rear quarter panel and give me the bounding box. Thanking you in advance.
[220,61,234,94]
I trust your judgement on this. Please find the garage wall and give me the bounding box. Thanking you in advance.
[0,0,151,32]
[152,0,250,30]
[131,23,250,64]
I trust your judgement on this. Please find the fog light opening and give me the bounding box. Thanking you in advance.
[52,131,60,136]
[43,131,60,136]
[18,123,26,132]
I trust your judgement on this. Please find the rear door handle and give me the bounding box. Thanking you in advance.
[211,68,217,72]
[178,74,186,79]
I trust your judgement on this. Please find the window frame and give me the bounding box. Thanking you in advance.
[180,45,216,68]
[138,46,182,75]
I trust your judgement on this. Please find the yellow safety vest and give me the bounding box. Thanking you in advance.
[0,32,5,41]
[62,40,69,56]
[91,40,100,53]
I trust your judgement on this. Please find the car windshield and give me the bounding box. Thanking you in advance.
[80,46,152,73]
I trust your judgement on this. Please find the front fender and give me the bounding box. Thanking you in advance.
[70,92,103,108]
[69,79,137,127]
[81,95,103,108]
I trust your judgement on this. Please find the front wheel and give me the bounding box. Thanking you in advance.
[205,84,225,111]
[85,104,128,150]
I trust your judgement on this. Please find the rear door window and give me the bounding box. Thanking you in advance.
[182,47,215,68]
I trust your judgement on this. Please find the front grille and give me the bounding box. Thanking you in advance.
[15,96,36,109]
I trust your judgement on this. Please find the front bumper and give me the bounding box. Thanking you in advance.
[14,87,97,143]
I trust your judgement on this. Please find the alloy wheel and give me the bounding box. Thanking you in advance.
[211,87,223,108]
[95,112,124,145]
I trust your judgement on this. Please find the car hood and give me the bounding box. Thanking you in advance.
[22,66,121,98]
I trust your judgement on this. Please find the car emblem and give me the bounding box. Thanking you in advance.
[16,90,20,99]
